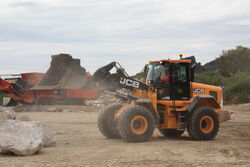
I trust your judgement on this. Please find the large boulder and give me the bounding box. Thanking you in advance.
[0,120,56,156]
[0,120,43,155]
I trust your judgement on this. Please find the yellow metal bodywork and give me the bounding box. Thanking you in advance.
[131,82,223,130]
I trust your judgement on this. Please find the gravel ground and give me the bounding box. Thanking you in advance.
[0,103,250,167]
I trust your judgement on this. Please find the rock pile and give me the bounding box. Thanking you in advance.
[85,93,122,107]
[0,107,56,156]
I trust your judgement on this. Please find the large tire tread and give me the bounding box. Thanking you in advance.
[118,105,155,143]
[187,106,219,141]
[97,104,122,138]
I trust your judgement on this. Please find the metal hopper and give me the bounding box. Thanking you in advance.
[32,53,88,90]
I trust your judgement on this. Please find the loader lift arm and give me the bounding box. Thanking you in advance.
[93,61,160,125]
[93,61,149,92]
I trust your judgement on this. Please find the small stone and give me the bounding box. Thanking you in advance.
[47,107,63,112]
[64,141,70,145]
[63,109,73,113]
[41,124,56,147]
[0,108,17,120]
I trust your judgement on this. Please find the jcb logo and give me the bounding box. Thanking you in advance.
[120,78,140,88]
[193,88,205,94]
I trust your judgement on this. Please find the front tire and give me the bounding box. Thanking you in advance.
[187,107,219,141]
[97,104,122,138]
[118,106,155,143]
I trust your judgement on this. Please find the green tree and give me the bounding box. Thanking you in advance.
[218,46,250,77]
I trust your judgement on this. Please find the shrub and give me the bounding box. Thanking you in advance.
[195,70,227,86]
[224,73,250,103]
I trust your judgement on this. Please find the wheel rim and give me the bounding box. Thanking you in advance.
[200,116,214,134]
[130,116,148,135]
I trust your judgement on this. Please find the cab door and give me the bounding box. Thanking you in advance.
[169,63,191,100]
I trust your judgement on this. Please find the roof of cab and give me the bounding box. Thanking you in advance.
[149,59,192,64]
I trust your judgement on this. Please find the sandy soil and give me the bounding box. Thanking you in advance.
[0,103,250,167]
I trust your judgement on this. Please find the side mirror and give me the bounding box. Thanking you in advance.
[143,64,148,73]
[143,64,148,79]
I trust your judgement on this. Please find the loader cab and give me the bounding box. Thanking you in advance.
[146,60,191,100]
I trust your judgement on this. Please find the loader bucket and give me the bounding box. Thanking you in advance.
[32,54,88,90]
[92,62,120,91]
[92,61,116,82]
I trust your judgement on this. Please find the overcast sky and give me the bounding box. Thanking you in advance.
[0,0,250,75]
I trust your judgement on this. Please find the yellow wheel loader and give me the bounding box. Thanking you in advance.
[93,56,231,142]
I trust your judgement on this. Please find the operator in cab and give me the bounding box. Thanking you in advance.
[145,62,170,100]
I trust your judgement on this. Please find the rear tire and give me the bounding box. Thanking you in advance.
[159,129,184,137]
[118,106,155,143]
[97,104,122,138]
[187,106,219,140]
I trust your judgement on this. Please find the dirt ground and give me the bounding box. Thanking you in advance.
[0,103,250,167]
